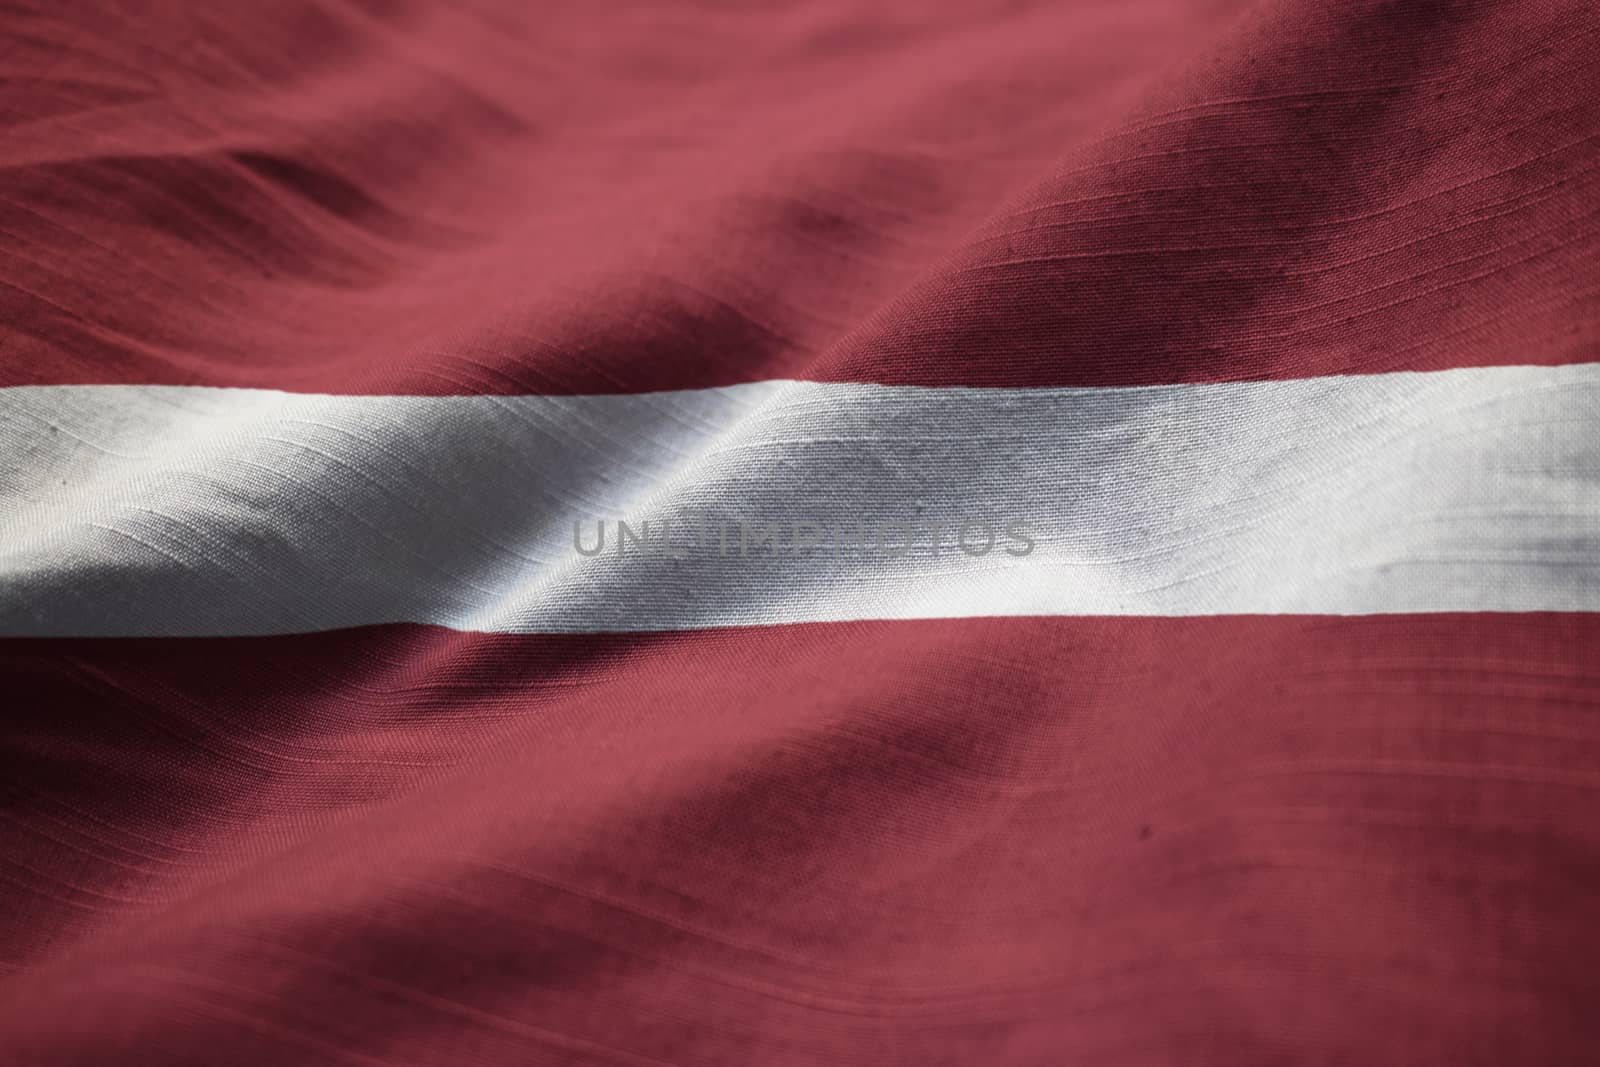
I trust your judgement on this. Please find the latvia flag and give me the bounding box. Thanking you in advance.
[3,1,1598,1063]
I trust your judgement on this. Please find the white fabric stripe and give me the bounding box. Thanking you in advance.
[1,366,1596,636]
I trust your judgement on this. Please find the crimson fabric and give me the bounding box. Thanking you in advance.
[6,616,1600,1064]
[3,1,1598,394]
[4,2,1600,1066]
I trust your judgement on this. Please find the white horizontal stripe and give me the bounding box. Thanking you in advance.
[1,366,1597,636]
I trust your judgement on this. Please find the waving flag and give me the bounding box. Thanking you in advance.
[3,1,1599,1063]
